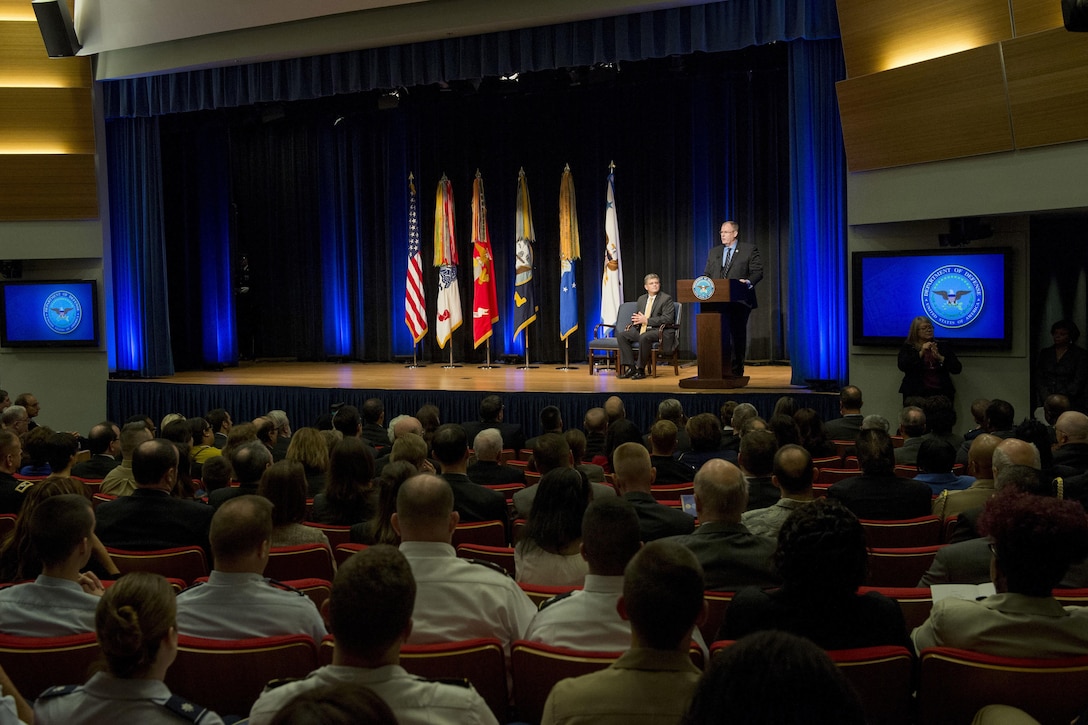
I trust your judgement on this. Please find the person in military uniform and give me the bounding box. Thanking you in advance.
[33,572,224,725]
[248,544,497,725]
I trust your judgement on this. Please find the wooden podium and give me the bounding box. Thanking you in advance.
[677,278,751,389]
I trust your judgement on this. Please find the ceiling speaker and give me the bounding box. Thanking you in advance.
[32,0,81,58]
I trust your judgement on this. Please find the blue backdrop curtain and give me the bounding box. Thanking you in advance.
[102,0,847,380]
[786,38,848,386]
[105,116,175,377]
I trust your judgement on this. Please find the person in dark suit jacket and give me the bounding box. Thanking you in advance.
[94,439,215,556]
[613,442,694,542]
[702,220,764,376]
[467,428,527,486]
[461,395,525,453]
[616,273,676,380]
[71,422,122,480]
[431,424,507,528]
[827,429,931,520]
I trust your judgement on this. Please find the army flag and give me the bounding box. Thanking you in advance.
[433,174,462,349]
[471,170,498,348]
[404,174,428,344]
[600,164,623,326]
[512,168,538,343]
[559,164,581,342]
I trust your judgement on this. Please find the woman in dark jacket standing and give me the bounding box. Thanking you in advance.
[898,316,962,404]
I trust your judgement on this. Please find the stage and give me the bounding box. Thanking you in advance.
[107,360,835,434]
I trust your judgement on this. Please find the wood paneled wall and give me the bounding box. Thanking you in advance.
[0,0,97,221]
[836,0,1087,172]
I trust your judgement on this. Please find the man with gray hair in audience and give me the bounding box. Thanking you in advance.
[468,428,527,485]
[374,414,425,476]
[723,403,758,454]
[653,398,691,454]
[266,409,292,461]
[0,405,28,438]
[894,406,927,465]
[209,440,272,508]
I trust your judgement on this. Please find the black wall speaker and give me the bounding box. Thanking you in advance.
[32,0,81,58]
[1064,0,1088,31]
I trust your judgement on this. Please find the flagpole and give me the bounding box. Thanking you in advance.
[404,172,428,368]
[518,329,538,370]
[478,340,499,369]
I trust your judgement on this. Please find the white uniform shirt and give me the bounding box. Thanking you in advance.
[399,541,537,654]
[33,672,224,725]
[247,664,498,725]
[0,575,98,637]
[175,570,327,642]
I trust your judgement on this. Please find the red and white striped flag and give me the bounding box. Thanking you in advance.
[404,173,428,344]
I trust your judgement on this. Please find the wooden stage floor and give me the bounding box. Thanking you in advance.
[155,360,806,396]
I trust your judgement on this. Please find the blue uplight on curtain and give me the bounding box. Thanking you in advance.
[195,125,237,366]
[318,126,358,358]
[787,39,848,386]
[106,117,175,377]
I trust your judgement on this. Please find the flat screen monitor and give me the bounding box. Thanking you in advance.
[852,248,1012,348]
[0,280,100,348]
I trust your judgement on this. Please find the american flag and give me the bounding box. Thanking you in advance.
[404,174,427,344]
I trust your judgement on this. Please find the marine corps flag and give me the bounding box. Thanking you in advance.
[600,163,623,326]
[512,167,537,343]
[433,174,462,349]
[559,164,581,342]
[471,170,498,349]
[404,173,428,344]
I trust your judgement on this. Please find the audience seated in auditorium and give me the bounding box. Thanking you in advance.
[738,430,780,511]
[956,398,1016,465]
[540,540,706,725]
[34,572,225,725]
[0,430,29,515]
[683,630,865,725]
[206,408,232,450]
[0,477,118,583]
[613,442,694,541]
[359,398,388,450]
[311,437,376,526]
[514,433,613,518]
[1051,411,1088,477]
[0,494,104,636]
[893,406,927,465]
[285,427,329,497]
[95,439,215,555]
[373,415,426,477]
[647,420,695,485]
[0,389,10,411]
[392,475,536,657]
[70,422,122,480]
[187,417,223,474]
[679,413,735,470]
[913,438,975,495]
[603,396,626,425]
[722,498,910,651]
[649,399,692,454]
[254,416,279,458]
[266,409,292,462]
[199,456,232,499]
[962,398,990,444]
[0,405,29,440]
[221,422,258,463]
[258,460,331,549]
[462,394,525,453]
[599,418,643,474]
[332,405,363,440]
[827,429,932,521]
[516,468,592,587]
[359,461,418,546]
[665,459,779,591]
[248,544,496,725]
[946,438,1041,543]
[45,433,79,479]
[19,426,55,476]
[415,404,441,448]
[912,492,1088,657]
[583,407,608,461]
[467,428,526,485]
[525,405,564,453]
[431,424,506,525]
[14,393,40,431]
[932,433,999,521]
[794,408,837,460]
[823,386,865,441]
[175,495,326,642]
[261,681,397,725]
[567,429,605,484]
[0,663,31,725]
[921,394,964,450]
[1043,393,1070,446]
[209,440,271,509]
[741,444,817,539]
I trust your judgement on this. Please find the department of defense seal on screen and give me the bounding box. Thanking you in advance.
[921,266,984,329]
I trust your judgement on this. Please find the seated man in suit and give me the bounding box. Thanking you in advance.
[647,420,696,486]
[95,438,215,555]
[616,273,675,380]
[827,429,932,521]
[541,539,706,724]
[613,442,694,542]
[467,428,526,486]
[71,421,122,479]
[665,459,779,591]
[209,440,271,508]
[462,395,525,452]
[824,386,865,442]
[742,444,817,540]
[431,424,507,526]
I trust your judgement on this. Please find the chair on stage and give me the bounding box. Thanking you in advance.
[917,646,1088,725]
[0,632,100,700]
[588,301,639,376]
[860,515,942,548]
[866,545,943,588]
[456,543,516,576]
[400,638,508,723]
[107,546,209,586]
[167,634,319,718]
[265,543,336,582]
[452,519,507,548]
[301,521,352,548]
[649,301,683,377]
[511,640,623,723]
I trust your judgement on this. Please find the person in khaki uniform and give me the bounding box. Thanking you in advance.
[540,539,706,725]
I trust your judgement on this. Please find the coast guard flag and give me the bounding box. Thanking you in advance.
[512,167,538,343]
[433,174,462,349]
[471,170,498,348]
[404,173,428,344]
[559,164,581,342]
[600,164,623,326]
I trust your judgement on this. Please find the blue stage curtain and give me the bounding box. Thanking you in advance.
[105,117,175,377]
[102,0,839,119]
[786,39,848,386]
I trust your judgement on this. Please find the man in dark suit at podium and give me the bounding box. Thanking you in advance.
[703,220,763,376]
[617,274,676,380]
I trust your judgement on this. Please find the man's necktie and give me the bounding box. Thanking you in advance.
[641,296,654,334]
[722,247,734,278]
